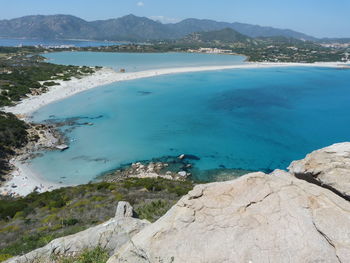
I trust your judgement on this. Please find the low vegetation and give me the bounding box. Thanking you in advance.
[0,111,28,178]
[73,34,350,63]
[54,247,109,263]
[0,178,194,261]
[0,49,97,107]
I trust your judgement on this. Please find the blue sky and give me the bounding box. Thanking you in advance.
[1,0,350,38]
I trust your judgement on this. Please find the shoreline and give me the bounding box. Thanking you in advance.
[1,61,349,197]
[4,61,349,117]
[0,158,65,197]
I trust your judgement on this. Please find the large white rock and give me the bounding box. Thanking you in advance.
[289,142,350,198]
[109,170,350,263]
[6,202,149,263]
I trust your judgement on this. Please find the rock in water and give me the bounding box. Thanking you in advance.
[109,170,350,263]
[56,144,69,151]
[289,142,350,198]
[178,154,185,160]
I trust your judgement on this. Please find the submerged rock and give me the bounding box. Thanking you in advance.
[56,144,69,151]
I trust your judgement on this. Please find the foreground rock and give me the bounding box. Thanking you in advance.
[109,170,350,262]
[6,143,350,262]
[6,202,149,263]
[289,142,350,198]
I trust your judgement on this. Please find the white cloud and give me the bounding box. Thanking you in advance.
[137,1,145,7]
[149,16,180,24]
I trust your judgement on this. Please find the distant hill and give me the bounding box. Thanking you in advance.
[183,28,252,44]
[169,18,316,41]
[0,15,97,40]
[318,38,350,44]
[0,14,318,42]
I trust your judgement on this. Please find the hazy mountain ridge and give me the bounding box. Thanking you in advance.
[0,14,319,41]
[183,28,252,44]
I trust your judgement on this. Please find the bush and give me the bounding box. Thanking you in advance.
[43,81,59,86]
[63,218,79,226]
[57,247,109,263]
[136,200,173,222]
[0,199,27,220]
[0,178,193,258]
[0,254,12,262]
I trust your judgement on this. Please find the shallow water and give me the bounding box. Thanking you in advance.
[29,66,350,184]
[43,52,246,72]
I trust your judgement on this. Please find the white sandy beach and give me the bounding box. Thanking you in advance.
[1,61,349,196]
[4,61,349,117]
[0,158,64,196]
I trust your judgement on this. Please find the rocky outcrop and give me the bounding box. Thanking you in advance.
[7,143,350,263]
[109,169,350,263]
[289,142,350,199]
[6,202,149,263]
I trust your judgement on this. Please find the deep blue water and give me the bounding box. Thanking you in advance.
[43,52,245,72]
[0,38,123,47]
[28,66,350,184]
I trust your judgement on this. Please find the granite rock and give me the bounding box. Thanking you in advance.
[109,170,350,263]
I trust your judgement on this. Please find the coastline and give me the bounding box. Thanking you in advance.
[1,61,349,197]
[4,61,349,117]
[0,158,65,196]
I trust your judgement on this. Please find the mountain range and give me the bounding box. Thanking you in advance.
[0,14,318,42]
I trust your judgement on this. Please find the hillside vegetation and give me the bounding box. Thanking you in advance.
[183,28,251,44]
[0,14,315,41]
[0,111,28,178]
[0,48,97,107]
[0,178,194,261]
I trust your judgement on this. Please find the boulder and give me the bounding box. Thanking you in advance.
[108,170,350,263]
[6,202,149,263]
[289,142,350,198]
[115,201,134,219]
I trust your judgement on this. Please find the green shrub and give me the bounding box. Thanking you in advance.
[57,247,109,263]
[63,218,79,226]
[136,200,173,222]
[43,81,59,86]
[0,253,12,262]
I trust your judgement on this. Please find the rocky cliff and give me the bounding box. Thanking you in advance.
[289,142,350,199]
[110,143,350,263]
[7,143,350,263]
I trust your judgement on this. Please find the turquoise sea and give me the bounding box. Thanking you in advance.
[27,52,350,184]
[43,51,246,72]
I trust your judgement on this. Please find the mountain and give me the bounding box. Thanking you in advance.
[0,14,317,41]
[169,18,316,41]
[183,28,252,44]
[0,15,97,40]
[90,14,174,41]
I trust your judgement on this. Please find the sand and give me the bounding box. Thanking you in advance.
[1,61,348,196]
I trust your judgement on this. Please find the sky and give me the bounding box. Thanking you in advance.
[1,0,350,38]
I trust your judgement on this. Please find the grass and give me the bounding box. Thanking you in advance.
[55,247,109,263]
[0,178,194,261]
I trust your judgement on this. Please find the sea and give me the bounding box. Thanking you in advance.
[25,51,350,184]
